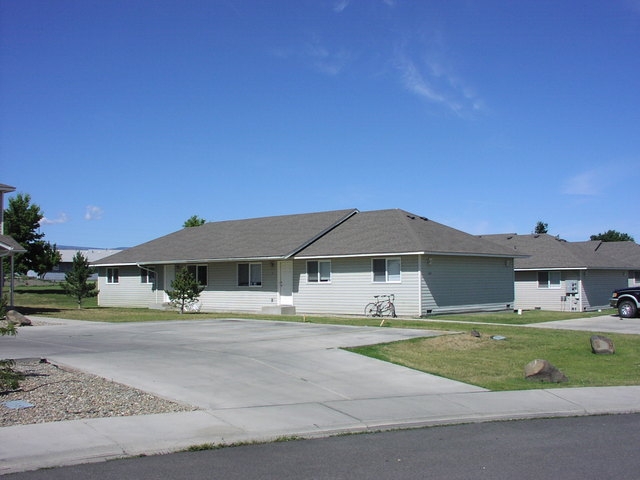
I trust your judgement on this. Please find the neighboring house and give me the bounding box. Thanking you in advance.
[93,208,518,316]
[42,248,124,281]
[480,233,640,312]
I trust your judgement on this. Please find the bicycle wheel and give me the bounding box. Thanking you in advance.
[364,303,378,317]
[380,303,395,317]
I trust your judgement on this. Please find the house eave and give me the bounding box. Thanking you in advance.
[295,251,519,260]
[93,256,287,267]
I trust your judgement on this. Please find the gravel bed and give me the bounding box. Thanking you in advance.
[1,358,196,427]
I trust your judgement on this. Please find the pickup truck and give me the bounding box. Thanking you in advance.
[610,286,640,318]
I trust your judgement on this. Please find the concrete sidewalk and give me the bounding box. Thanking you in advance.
[1,316,639,474]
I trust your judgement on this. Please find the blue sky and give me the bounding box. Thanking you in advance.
[2,0,639,248]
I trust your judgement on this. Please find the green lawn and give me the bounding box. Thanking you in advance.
[8,283,639,391]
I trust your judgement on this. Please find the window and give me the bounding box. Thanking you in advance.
[372,258,401,283]
[140,267,156,284]
[634,271,640,284]
[187,265,208,286]
[238,263,262,286]
[307,260,331,283]
[538,271,561,288]
[107,268,119,284]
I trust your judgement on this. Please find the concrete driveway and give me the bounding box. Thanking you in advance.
[1,318,483,412]
[527,314,640,334]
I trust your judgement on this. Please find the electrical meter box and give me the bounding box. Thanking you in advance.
[566,281,578,294]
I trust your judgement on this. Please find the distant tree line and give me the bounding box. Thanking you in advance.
[534,221,634,242]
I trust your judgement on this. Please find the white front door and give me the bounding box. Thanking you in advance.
[278,261,294,306]
[163,265,176,303]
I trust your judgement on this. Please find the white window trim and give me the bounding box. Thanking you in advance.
[238,262,262,287]
[372,257,402,283]
[106,267,119,284]
[140,267,156,284]
[187,264,208,286]
[307,260,332,283]
[538,271,561,289]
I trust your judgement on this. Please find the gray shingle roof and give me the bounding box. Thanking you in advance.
[296,209,516,258]
[94,208,517,266]
[480,233,640,270]
[0,234,26,254]
[94,209,357,265]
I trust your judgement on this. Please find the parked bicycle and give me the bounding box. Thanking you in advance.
[364,294,396,318]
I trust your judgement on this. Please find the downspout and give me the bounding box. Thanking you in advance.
[417,254,422,317]
[137,263,158,305]
[579,270,584,312]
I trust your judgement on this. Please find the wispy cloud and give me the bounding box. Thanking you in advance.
[333,0,350,13]
[394,37,484,116]
[562,169,604,196]
[334,0,396,12]
[40,213,69,225]
[305,39,351,76]
[84,205,104,221]
[273,35,351,76]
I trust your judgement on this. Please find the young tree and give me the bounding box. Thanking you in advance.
[3,193,59,274]
[1,296,20,391]
[62,252,99,308]
[183,215,206,227]
[534,221,549,234]
[167,267,204,313]
[590,230,635,242]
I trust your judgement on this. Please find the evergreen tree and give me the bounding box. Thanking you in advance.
[167,267,204,313]
[62,252,99,308]
[1,296,19,391]
[534,221,548,234]
[183,215,206,227]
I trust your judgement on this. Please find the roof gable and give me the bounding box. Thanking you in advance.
[295,209,516,258]
[95,209,357,265]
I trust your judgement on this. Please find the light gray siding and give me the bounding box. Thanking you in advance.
[293,255,421,316]
[98,255,516,316]
[196,262,277,312]
[421,256,514,315]
[514,269,628,312]
[582,269,628,311]
[97,266,160,308]
[513,270,573,311]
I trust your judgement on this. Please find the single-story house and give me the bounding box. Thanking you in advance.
[480,233,640,312]
[42,248,123,281]
[93,208,519,317]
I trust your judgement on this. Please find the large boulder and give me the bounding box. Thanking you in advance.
[524,359,568,383]
[6,310,32,326]
[590,335,615,355]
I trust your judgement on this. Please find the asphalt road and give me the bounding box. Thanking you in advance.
[5,414,640,479]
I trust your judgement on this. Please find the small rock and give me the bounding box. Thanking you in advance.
[6,310,31,326]
[590,335,615,355]
[524,359,568,383]
[470,329,481,338]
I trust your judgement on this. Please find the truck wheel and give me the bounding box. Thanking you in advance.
[618,299,638,318]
